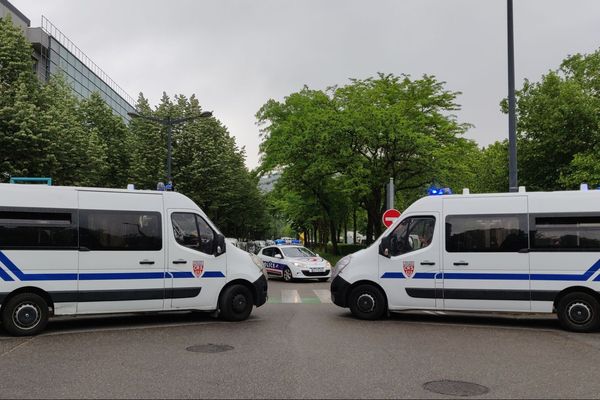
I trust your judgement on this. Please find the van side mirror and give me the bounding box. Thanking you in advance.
[379,236,391,258]
[215,234,226,256]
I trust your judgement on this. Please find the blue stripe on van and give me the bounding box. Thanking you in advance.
[0,251,216,281]
[0,265,14,281]
[381,259,600,281]
[201,271,226,278]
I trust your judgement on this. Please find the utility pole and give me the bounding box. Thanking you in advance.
[507,0,518,192]
[386,178,394,210]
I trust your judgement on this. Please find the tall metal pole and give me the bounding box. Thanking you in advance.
[166,119,173,185]
[507,0,518,192]
[387,178,394,210]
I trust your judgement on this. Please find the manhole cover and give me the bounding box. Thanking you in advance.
[186,344,234,353]
[423,380,489,397]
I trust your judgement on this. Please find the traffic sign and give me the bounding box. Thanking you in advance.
[382,209,401,228]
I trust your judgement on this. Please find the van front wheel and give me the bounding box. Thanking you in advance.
[1,293,49,336]
[557,292,600,332]
[219,284,254,322]
[349,284,386,320]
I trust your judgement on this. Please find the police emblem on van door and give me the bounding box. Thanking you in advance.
[403,261,415,278]
[193,261,204,278]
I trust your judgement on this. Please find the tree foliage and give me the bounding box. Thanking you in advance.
[257,73,476,248]
[507,49,600,190]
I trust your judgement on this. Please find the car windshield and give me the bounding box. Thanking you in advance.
[281,247,316,258]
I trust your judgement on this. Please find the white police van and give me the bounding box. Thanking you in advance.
[258,243,331,282]
[0,184,268,336]
[331,188,600,332]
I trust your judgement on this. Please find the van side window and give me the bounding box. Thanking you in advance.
[531,215,600,251]
[446,214,528,253]
[389,217,435,256]
[0,209,77,249]
[79,210,162,251]
[171,213,215,255]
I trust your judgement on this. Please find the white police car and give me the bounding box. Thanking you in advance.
[258,244,331,282]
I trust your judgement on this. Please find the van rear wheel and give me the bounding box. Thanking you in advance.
[349,284,386,320]
[1,293,49,336]
[557,292,600,332]
[219,284,254,322]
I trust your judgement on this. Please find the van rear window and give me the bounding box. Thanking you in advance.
[79,210,162,251]
[0,209,77,249]
[446,214,528,253]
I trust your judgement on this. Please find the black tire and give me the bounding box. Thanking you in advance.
[1,293,49,336]
[282,267,293,282]
[348,284,386,320]
[318,278,329,282]
[557,292,600,332]
[219,284,254,322]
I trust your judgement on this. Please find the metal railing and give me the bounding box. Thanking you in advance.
[40,15,136,108]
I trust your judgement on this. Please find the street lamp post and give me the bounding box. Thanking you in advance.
[127,110,212,189]
[507,0,518,192]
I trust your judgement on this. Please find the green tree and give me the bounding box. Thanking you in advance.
[506,49,600,190]
[79,92,130,187]
[258,73,472,247]
[0,15,50,180]
[128,93,165,189]
[40,76,107,186]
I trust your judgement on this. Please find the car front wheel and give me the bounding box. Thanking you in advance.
[348,284,386,320]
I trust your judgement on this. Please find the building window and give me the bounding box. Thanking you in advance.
[79,210,162,251]
[446,214,528,253]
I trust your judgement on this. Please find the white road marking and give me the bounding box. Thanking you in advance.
[313,290,332,303]
[281,289,301,303]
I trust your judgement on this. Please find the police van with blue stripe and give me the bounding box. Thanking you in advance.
[0,184,268,336]
[331,187,600,332]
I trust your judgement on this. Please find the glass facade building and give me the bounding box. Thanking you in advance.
[40,17,136,121]
[1,1,135,122]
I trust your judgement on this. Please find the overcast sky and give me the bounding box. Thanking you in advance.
[12,0,600,169]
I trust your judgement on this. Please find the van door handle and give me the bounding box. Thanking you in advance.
[139,260,155,265]
[420,261,436,266]
[172,260,187,264]
[453,261,469,266]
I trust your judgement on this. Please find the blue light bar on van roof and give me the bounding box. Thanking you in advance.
[428,186,452,196]
[291,239,301,244]
[274,239,286,245]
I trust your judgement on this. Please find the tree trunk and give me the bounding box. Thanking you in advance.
[330,218,339,255]
[353,207,357,245]
[344,219,348,244]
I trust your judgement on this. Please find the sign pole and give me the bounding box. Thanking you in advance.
[387,178,394,210]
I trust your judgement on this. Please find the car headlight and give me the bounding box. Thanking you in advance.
[292,261,305,268]
[250,253,264,271]
[325,261,331,269]
[332,255,352,278]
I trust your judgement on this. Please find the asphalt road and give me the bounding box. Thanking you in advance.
[1,279,600,399]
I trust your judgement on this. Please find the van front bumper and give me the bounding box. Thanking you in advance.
[253,274,268,307]
[331,275,351,308]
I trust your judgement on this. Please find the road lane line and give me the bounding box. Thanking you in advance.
[281,289,301,303]
[313,290,332,303]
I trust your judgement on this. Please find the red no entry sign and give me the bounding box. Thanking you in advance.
[382,209,401,228]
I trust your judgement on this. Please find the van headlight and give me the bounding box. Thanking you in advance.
[333,255,352,278]
[250,253,264,272]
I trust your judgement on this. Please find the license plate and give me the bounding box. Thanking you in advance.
[312,268,324,272]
